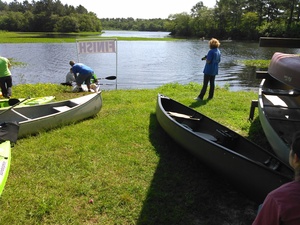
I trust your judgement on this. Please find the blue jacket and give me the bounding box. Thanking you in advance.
[72,63,94,75]
[203,48,221,76]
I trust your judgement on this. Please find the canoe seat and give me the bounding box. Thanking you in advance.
[194,132,217,142]
[53,106,71,112]
[264,157,281,171]
[216,129,237,148]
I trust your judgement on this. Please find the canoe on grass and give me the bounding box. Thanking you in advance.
[258,76,300,164]
[0,93,102,138]
[268,52,300,90]
[156,94,293,204]
[0,141,12,196]
[0,96,55,109]
[0,121,20,196]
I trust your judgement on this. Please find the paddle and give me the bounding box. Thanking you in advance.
[0,97,30,116]
[8,98,20,106]
[61,76,116,86]
[97,75,117,80]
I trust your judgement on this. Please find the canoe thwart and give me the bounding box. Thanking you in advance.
[167,111,201,121]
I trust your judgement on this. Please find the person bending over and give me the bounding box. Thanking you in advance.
[69,60,94,92]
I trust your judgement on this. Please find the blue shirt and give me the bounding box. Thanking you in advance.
[71,63,94,75]
[203,48,221,76]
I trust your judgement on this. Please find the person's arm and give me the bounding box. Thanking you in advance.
[206,50,213,64]
[71,67,77,79]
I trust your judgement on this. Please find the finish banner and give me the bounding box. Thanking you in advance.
[76,39,117,54]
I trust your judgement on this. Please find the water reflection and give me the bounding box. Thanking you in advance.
[0,32,299,91]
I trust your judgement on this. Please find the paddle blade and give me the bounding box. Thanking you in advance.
[104,76,116,80]
[8,99,20,106]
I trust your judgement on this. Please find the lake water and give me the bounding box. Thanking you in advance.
[1,30,300,91]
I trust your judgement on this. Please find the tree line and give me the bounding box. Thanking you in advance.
[102,0,300,40]
[0,0,101,32]
[0,0,299,40]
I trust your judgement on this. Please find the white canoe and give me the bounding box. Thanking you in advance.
[0,93,102,138]
[258,76,300,164]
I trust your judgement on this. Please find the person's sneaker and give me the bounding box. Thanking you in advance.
[194,97,203,101]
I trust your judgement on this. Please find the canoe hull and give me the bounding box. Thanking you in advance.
[0,93,102,138]
[156,94,293,203]
[268,52,300,90]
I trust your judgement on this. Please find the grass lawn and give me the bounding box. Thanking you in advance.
[0,82,264,224]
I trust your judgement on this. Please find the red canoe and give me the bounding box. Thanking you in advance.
[268,52,300,90]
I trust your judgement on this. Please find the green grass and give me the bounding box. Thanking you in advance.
[237,59,270,69]
[0,31,176,43]
[0,83,263,224]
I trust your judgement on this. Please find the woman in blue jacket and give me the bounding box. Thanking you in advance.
[195,38,221,100]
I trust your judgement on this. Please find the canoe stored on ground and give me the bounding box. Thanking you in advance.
[0,121,20,196]
[0,93,102,138]
[156,94,293,204]
[0,96,55,108]
[0,141,11,196]
[258,76,300,164]
[268,52,300,90]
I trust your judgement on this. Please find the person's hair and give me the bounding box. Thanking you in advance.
[291,131,300,180]
[69,60,75,66]
[291,131,300,158]
[209,38,220,49]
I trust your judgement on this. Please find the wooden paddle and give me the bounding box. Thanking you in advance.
[0,97,30,116]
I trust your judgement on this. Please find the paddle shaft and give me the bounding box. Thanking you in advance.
[0,97,30,116]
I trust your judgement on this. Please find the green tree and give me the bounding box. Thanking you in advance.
[0,11,26,31]
[240,12,259,39]
[77,13,102,32]
[167,13,191,36]
[54,15,79,32]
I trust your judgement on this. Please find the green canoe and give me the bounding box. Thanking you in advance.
[0,96,55,108]
[0,141,11,196]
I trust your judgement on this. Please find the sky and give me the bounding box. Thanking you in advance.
[6,0,216,19]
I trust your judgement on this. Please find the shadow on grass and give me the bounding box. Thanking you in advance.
[189,99,209,108]
[247,115,273,153]
[136,113,257,225]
